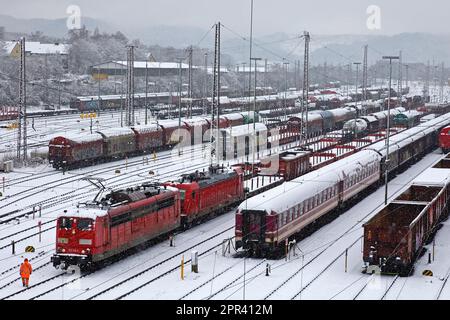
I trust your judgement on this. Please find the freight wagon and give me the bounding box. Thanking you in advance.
[363,158,450,276]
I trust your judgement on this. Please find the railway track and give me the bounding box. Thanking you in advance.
[290,237,361,300]
[0,145,208,222]
[178,258,246,300]
[204,259,267,300]
[26,225,234,300]
[380,275,400,300]
[0,162,213,253]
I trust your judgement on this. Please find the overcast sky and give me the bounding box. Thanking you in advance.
[1,0,449,36]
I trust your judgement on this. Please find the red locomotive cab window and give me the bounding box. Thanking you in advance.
[77,218,94,231]
[59,217,73,229]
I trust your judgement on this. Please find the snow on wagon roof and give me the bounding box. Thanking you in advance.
[239,150,381,213]
[221,123,267,136]
[97,127,135,138]
[131,123,161,133]
[413,167,450,187]
[364,113,450,155]
[50,132,103,144]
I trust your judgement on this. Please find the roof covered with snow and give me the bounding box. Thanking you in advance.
[239,150,381,214]
[3,41,69,55]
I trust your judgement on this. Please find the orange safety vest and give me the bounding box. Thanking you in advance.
[20,261,32,279]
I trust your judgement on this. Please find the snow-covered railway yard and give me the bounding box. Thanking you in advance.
[0,82,449,301]
[1,133,450,300]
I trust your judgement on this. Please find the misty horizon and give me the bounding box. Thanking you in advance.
[1,0,450,37]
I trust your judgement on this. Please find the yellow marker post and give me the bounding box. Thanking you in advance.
[153,151,157,162]
[181,255,184,280]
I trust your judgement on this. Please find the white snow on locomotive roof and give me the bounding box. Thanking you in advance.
[50,132,103,144]
[239,150,381,213]
[57,204,108,219]
[412,168,450,187]
[97,127,135,138]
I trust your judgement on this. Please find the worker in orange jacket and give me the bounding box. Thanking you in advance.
[20,258,32,287]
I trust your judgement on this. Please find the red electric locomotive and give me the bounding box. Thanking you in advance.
[164,165,245,228]
[52,165,245,270]
[439,126,450,154]
[51,184,181,270]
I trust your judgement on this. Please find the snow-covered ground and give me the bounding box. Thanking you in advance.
[0,81,450,300]
[0,146,448,300]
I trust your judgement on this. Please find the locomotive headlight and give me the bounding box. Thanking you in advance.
[81,250,85,254]
[62,248,66,253]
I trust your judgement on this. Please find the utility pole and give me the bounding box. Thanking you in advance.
[203,52,208,115]
[210,22,221,166]
[17,37,27,162]
[248,0,254,117]
[397,51,402,108]
[177,57,183,156]
[97,66,101,115]
[120,62,124,127]
[424,61,430,103]
[362,45,368,108]
[283,59,289,121]
[382,55,399,205]
[439,62,445,103]
[264,58,268,95]
[302,31,310,145]
[145,55,148,125]
[434,65,439,103]
[187,46,193,118]
[346,64,351,101]
[405,64,409,90]
[251,57,262,181]
[353,62,361,136]
[125,45,135,126]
